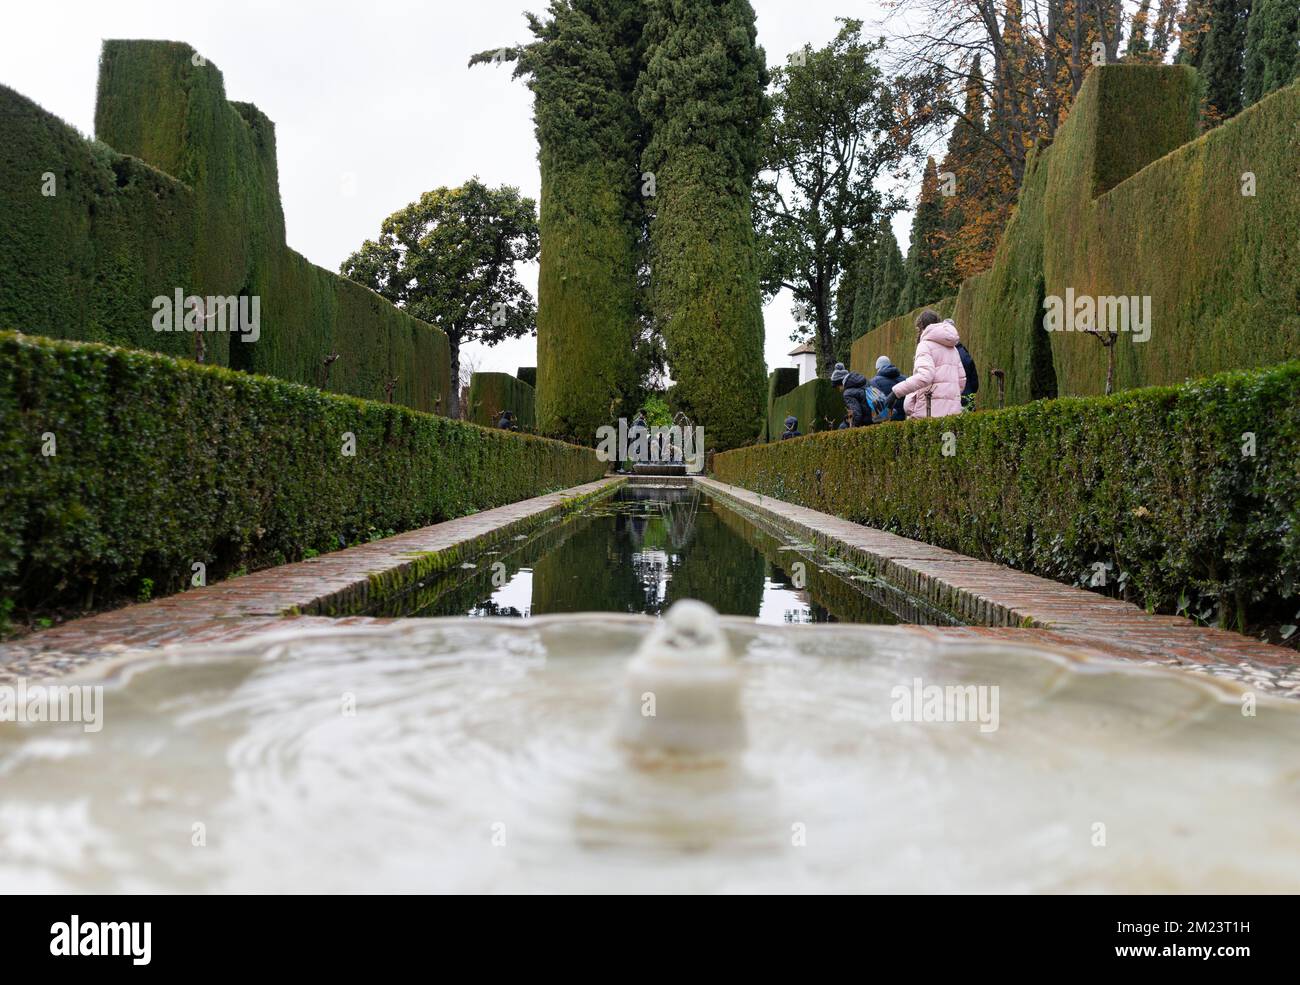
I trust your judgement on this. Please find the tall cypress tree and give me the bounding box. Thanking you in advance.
[901,157,948,312]
[1126,0,1154,58]
[1199,0,1253,118]
[1244,0,1300,105]
[866,224,905,331]
[848,234,879,341]
[636,0,769,450]
[937,55,1009,281]
[472,1,644,440]
[1178,0,1213,67]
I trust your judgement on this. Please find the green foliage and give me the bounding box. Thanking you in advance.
[340,179,539,418]
[769,378,844,439]
[640,394,674,427]
[0,84,200,360]
[717,361,1300,628]
[0,331,604,618]
[901,157,948,312]
[1244,0,1300,105]
[0,41,450,413]
[763,367,800,440]
[1195,0,1253,119]
[850,66,1299,403]
[516,366,537,388]
[753,18,902,373]
[473,1,645,441]
[863,223,906,334]
[637,0,769,450]
[466,372,537,429]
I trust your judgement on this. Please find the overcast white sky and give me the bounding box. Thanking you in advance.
[0,0,922,378]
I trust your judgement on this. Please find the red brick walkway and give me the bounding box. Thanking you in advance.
[0,478,622,682]
[4,475,1296,698]
[700,478,1300,697]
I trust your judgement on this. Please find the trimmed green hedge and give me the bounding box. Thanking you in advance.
[849,67,1300,402]
[850,297,957,382]
[0,41,451,413]
[763,368,799,440]
[516,366,537,388]
[0,83,203,361]
[466,372,537,429]
[770,378,844,438]
[716,361,1300,628]
[0,331,603,617]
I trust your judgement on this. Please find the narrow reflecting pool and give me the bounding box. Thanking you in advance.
[373,485,948,625]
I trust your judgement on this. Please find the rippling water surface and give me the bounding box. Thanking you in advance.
[2,618,1297,893]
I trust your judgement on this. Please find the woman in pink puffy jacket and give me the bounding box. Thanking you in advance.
[888,309,967,419]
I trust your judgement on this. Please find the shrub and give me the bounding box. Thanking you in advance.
[0,331,603,617]
[715,360,1300,628]
[466,372,537,429]
[770,379,845,437]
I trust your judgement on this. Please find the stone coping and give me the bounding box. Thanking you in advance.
[0,477,623,682]
[699,477,1299,696]
[3,474,1296,698]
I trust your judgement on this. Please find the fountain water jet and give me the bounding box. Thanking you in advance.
[1,612,1298,892]
[615,600,746,769]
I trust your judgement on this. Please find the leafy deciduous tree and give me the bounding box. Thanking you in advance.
[754,18,908,375]
[341,179,539,419]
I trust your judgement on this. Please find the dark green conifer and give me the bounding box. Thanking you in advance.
[636,0,769,449]
[1244,0,1300,105]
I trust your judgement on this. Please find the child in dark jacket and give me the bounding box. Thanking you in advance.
[830,363,872,427]
[869,356,907,422]
[780,415,802,440]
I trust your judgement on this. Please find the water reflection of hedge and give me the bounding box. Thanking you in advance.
[707,497,915,625]
[525,492,764,617]
[372,511,596,618]
[530,503,654,615]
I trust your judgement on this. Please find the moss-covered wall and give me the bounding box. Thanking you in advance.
[849,66,1300,403]
[715,360,1300,629]
[0,331,602,620]
[467,372,537,428]
[0,41,450,413]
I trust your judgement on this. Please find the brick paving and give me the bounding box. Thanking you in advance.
[4,474,1296,698]
[0,478,623,682]
[699,477,1300,697]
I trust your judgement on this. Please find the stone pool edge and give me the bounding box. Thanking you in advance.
[3,473,1297,697]
[699,476,1300,696]
[0,477,625,682]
